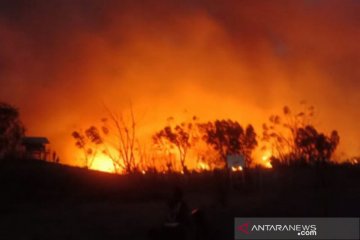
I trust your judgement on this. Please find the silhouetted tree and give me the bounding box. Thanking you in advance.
[153,121,194,172]
[242,125,258,166]
[101,106,138,173]
[72,126,103,168]
[0,102,25,160]
[199,119,257,168]
[263,104,340,165]
[295,125,339,164]
[136,140,153,172]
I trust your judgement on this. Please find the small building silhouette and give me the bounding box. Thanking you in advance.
[22,137,50,160]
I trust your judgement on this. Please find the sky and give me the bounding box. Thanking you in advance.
[0,0,359,167]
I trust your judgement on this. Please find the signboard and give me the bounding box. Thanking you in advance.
[227,154,245,169]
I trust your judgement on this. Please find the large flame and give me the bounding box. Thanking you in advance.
[261,151,273,169]
[91,154,115,173]
[0,1,359,171]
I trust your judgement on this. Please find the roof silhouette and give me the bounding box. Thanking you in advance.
[22,137,49,145]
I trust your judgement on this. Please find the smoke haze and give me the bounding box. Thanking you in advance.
[1,0,359,165]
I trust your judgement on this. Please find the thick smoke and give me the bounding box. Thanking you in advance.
[0,0,359,164]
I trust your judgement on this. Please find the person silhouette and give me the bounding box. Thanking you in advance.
[166,186,190,225]
[148,186,190,240]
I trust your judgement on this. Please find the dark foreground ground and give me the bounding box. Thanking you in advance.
[0,160,359,240]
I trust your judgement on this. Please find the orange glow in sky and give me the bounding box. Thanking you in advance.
[0,1,359,171]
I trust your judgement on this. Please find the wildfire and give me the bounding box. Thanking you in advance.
[350,157,359,165]
[197,161,210,171]
[261,151,273,169]
[90,154,115,173]
[231,166,243,172]
[84,149,276,173]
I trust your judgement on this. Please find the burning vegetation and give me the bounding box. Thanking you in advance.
[67,103,344,174]
[0,101,353,174]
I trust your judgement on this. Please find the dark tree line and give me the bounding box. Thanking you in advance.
[0,102,25,160]
[153,118,258,171]
[199,120,257,168]
[0,101,344,172]
[262,104,340,167]
[71,104,342,173]
[295,125,339,164]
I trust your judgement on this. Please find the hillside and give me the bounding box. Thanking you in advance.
[0,159,359,239]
